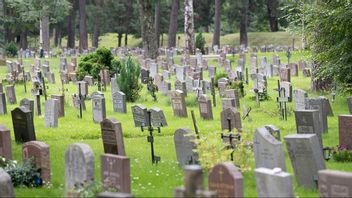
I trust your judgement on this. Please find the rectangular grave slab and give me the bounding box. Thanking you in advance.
[284,134,326,188]
[20,98,34,117]
[319,170,352,197]
[101,118,125,155]
[306,98,328,133]
[5,85,16,104]
[294,89,307,111]
[294,109,323,148]
[338,115,352,150]
[44,99,59,128]
[51,94,65,117]
[0,93,7,115]
[221,108,242,132]
[92,95,106,123]
[174,128,198,166]
[198,94,213,120]
[101,154,130,193]
[0,125,12,160]
[171,90,188,117]
[11,106,36,143]
[112,91,126,113]
[131,105,148,127]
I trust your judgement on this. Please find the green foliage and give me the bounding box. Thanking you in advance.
[5,42,18,57]
[1,157,42,187]
[117,56,141,102]
[333,147,352,162]
[214,72,228,88]
[77,47,118,80]
[195,32,206,54]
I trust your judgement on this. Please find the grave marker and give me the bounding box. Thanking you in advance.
[112,91,126,113]
[319,170,352,197]
[174,128,198,166]
[255,168,294,197]
[101,118,126,155]
[11,106,36,143]
[92,95,106,123]
[198,94,213,120]
[221,108,242,132]
[171,90,188,117]
[0,92,7,115]
[0,125,12,159]
[338,115,352,150]
[44,99,59,128]
[0,168,15,197]
[101,154,130,193]
[5,85,16,104]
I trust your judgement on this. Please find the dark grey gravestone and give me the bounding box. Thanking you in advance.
[255,168,294,197]
[44,99,59,128]
[171,90,188,118]
[294,109,323,149]
[0,168,15,197]
[284,134,326,188]
[175,80,187,96]
[92,95,106,123]
[305,98,328,133]
[5,85,16,104]
[112,91,126,113]
[0,93,7,115]
[221,108,242,132]
[294,89,307,111]
[319,96,334,117]
[65,143,95,194]
[11,106,36,143]
[253,126,286,170]
[51,94,65,117]
[131,105,148,127]
[20,98,34,116]
[101,118,126,155]
[319,170,352,197]
[174,128,198,166]
[150,107,168,127]
[198,94,213,120]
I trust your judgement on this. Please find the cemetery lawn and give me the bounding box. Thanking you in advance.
[1,50,352,197]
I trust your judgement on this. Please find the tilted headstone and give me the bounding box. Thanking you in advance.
[198,94,213,120]
[221,108,242,132]
[0,125,12,159]
[0,92,7,115]
[294,109,323,148]
[92,95,106,123]
[5,85,16,104]
[112,91,127,113]
[294,89,307,110]
[255,168,294,197]
[253,126,286,170]
[22,141,51,182]
[171,90,188,118]
[101,118,126,155]
[51,94,65,117]
[65,143,95,194]
[131,104,148,127]
[44,99,59,128]
[208,162,243,197]
[174,128,198,166]
[101,154,131,193]
[284,134,326,188]
[319,170,352,197]
[150,107,168,127]
[11,106,36,143]
[0,168,15,197]
[338,115,352,150]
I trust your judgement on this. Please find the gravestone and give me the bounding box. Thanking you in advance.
[101,154,130,193]
[284,134,326,188]
[319,170,352,197]
[319,96,334,117]
[208,66,216,78]
[255,168,294,197]
[225,89,240,108]
[221,98,237,111]
[253,126,286,170]
[174,165,206,197]
[65,143,95,194]
[294,89,307,110]
[51,94,65,117]
[305,98,328,133]
[171,90,188,118]
[161,81,171,96]
[186,76,194,92]
[96,192,133,198]
[208,162,243,197]
[280,81,292,101]
[0,82,3,92]
[5,85,16,104]
[150,107,168,127]
[131,105,148,127]
[20,98,34,116]
[44,99,59,128]
[0,168,15,197]
[84,75,94,86]
[175,66,186,81]
[22,141,51,182]
[279,67,291,82]
[338,115,352,150]
[347,97,352,114]
[11,106,36,143]
[101,118,125,155]
[175,80,187,96]
[47,72,55,84]
[198,94,213,120]
[92,95,106,123]
[221,108,242,132]
[288,63,298,76]
[112,91,126,113]
[72,94,86,110]
[0,125,12,159]
[0,92,7,115]
[77,81,88,97]
[174,128,198,166]
[294,110,323,148]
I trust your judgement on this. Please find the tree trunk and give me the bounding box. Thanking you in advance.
[168,0,179,48]
[124,32,128,46]
[240,0,248,47]
[184,0,195,54]
[54,24,62,47]
[141,0,158,59]
[79,0,88,51]
[20,29,27,50]
[0,0,5,47]
[118,32,122,47]
[41,15,50,51]
[266,0,279,32]
[92,22,100,48]
[212,0,221,47]
[154,0,161,48]
[67,5,76,48]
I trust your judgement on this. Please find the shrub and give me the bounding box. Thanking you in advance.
[117,56,142,102]
[195,32,206,54]
[5,42,18,57]
[332,146,352,162]
[214,72,228,88]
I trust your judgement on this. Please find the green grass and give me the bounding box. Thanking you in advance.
[57,32,301,49]
[0,50,351,197]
